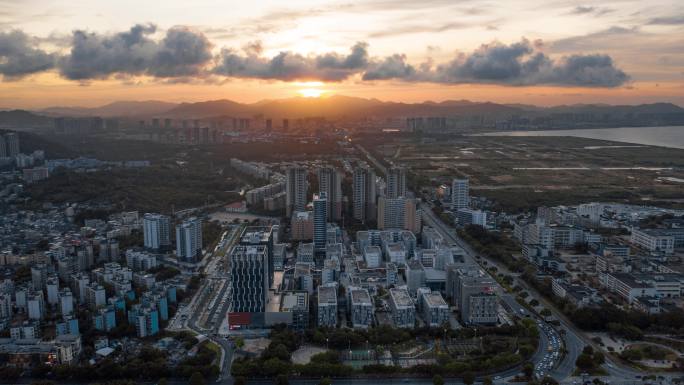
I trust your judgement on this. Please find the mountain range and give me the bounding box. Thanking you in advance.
[1,96,683,126]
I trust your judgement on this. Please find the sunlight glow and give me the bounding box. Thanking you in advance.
[296,82,326,98]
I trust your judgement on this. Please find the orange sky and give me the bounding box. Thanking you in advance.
[1,0,683,108]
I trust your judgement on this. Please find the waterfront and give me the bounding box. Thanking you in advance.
[479,126,684,149]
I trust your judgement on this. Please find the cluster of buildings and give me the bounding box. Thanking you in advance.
[0,231,182,370]
[435,178,488,228]
[142,213,203,263]
[515,203,684,314]
[225,216,507,331]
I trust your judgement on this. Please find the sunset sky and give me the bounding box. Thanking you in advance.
[1,0,683,108]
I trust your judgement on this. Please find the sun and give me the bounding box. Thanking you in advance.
[298,88,325,98]
[295,81,326,98]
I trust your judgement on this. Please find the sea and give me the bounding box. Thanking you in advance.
[478,125,684,150]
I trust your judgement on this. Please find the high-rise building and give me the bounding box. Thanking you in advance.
[313,192,328,253]
[27,290,45,320]
[239,226,274,287]
[46,276,60,306]
[386,167,407,199]
[229,245,269,314]
[31,263,48,291]
[451,178,470,211]
[377,196,421,233]
[86,283,106,310]
[317,167,342,221]
[59,289,74,317]
[4,133,19,157]
[352,166,376,222]
[143,213,171,251]
[290,211,313,240]
[286,166,308,217]
[175,217,203,262]
[0,135,6,158]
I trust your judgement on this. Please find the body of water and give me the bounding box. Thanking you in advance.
[479,125,684,149]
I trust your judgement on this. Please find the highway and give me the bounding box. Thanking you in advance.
[418,201,562,381]
[419,201,684,385]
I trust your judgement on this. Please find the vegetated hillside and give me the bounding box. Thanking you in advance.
[0,110,52,127]
[40,100,178,117]
[26,167,241,213]
[0,129,76,158]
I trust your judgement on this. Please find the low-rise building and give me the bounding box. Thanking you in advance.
[317,286,338,328]
[420,291,450,327]
[388,287,415,328]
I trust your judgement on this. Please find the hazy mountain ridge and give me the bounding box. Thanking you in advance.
[40,100,178,117]
[3,97,682,125]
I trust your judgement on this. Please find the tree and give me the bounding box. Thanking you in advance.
[234,337,245,349]
[593,351,605,366]
[433,374,445,385]
[482,376,493,385]
[523,362,534,378]
[234,376,247,385]
[275,374,289,385]
[157,379,168,385]
[320,377,332,385]
[189,372,205,385]
[462,371,475,385]
[540,377,559,385]
[576,353,595,370]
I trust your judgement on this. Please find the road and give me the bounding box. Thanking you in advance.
[419,201,684,384]
[167,224,243,384]
[419,201,562,381]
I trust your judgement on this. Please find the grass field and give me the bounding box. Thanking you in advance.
[369,134,684,212]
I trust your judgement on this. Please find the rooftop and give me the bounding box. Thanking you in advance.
[280,291,308,312]
[390,287,414,307]
[318,286,337,305]
[240,226,273,244]
[423,291,448,308]
[351,288,372,305]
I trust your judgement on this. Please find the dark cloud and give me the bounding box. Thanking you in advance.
[0,25,629,88]
[58,24,212,80]
[363,54,416,80]
[568,6,613,16]
[213,42,369,81]
[367,40,628,87]
[550,26,641,52]
[0,29,55,79]
[647,15,684,25]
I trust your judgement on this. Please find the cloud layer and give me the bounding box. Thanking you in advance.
[213,42,369,81]
[0,25,629,87]
[58,24,212,80]
[0,30,56,79]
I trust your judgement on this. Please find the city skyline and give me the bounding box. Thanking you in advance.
[1,0,683,108]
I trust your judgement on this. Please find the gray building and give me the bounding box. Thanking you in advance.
[353,166,377,222]
[317,286,338,328]
[229,245,269,313]
[349,288,373,328]
[389,287,415,328]
[420,291,450,327]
